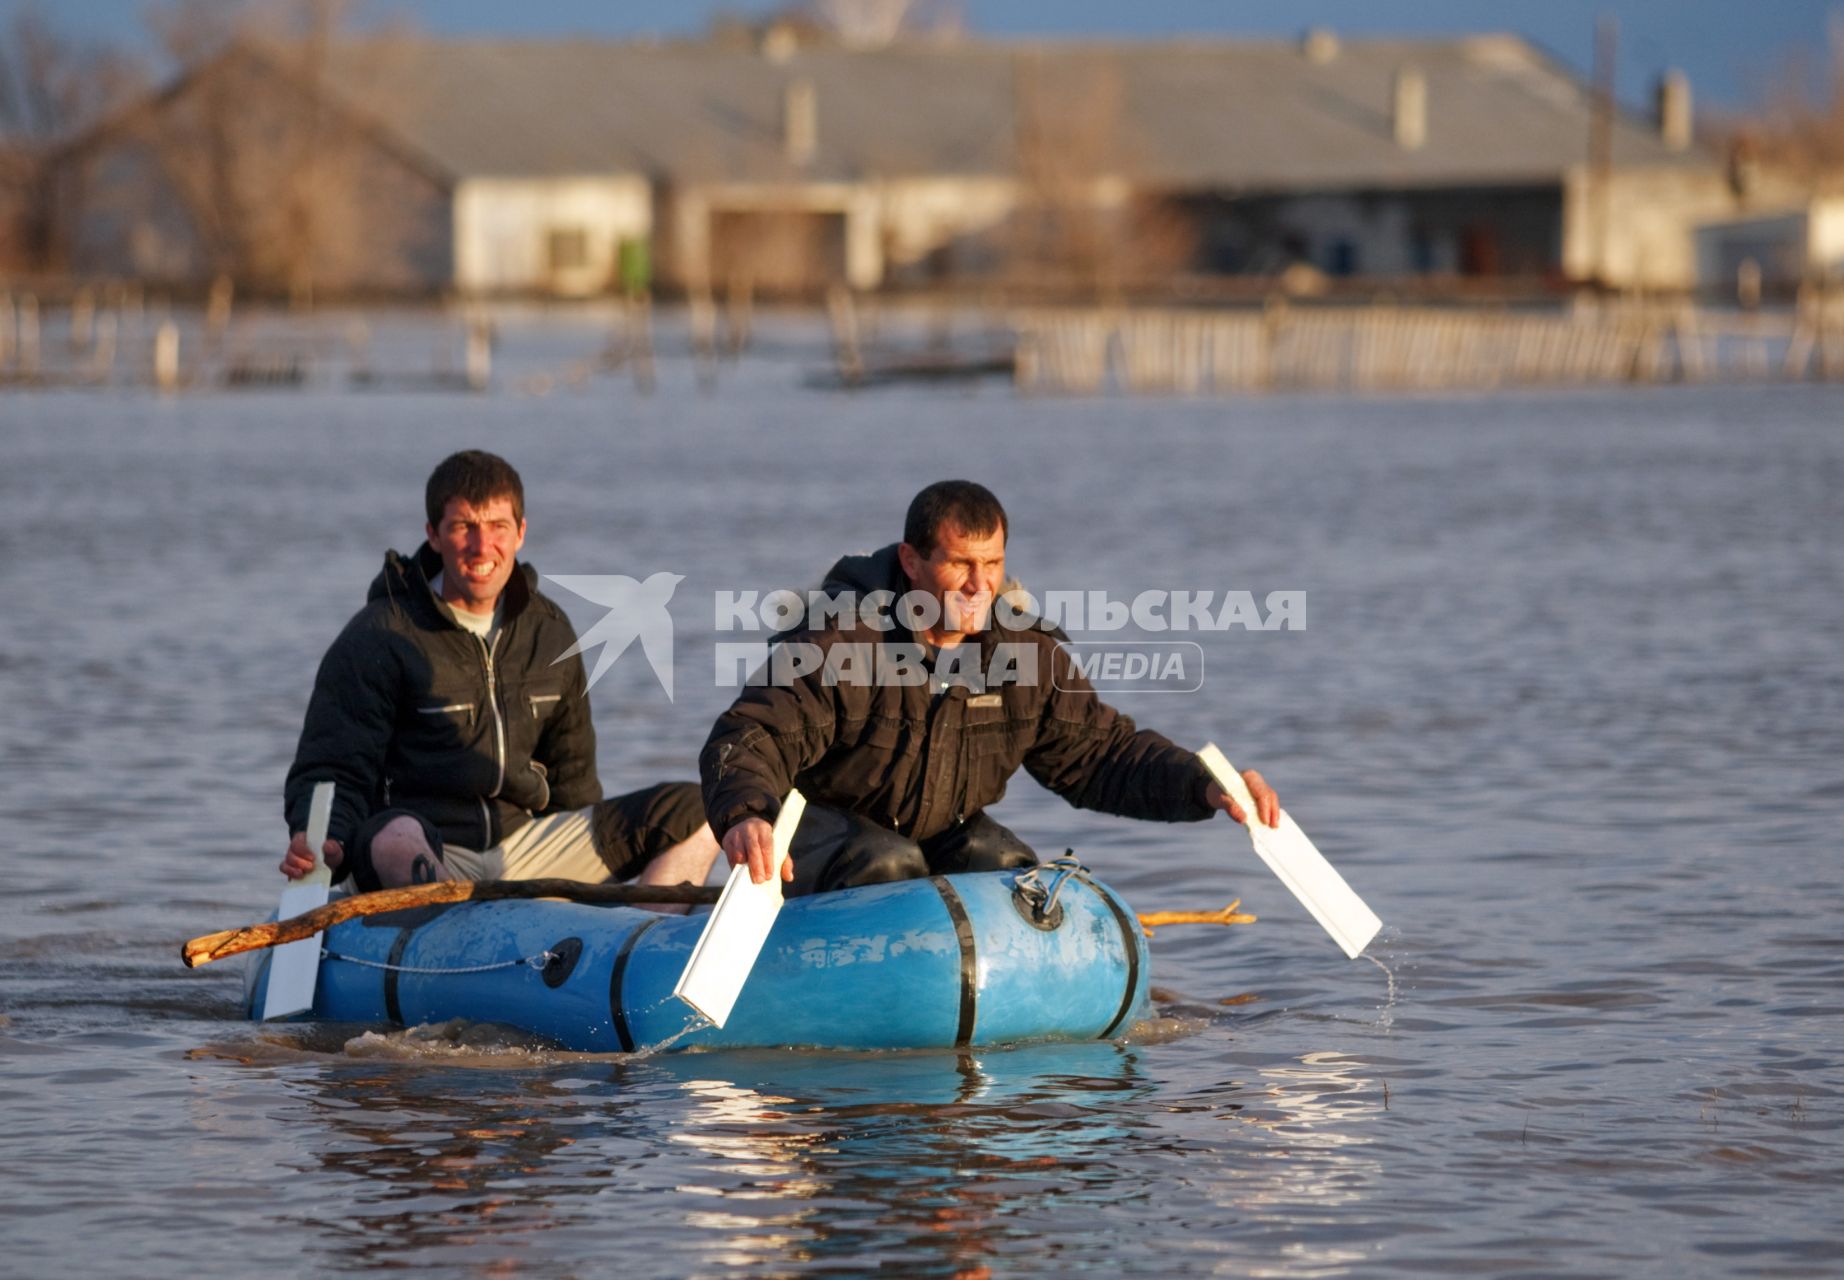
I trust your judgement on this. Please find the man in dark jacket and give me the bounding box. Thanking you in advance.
[279,450,716,899]
[704,479,1278,894]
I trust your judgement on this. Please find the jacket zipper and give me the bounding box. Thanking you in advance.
[480,632,505,848]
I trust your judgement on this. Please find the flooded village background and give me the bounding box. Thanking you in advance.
[4,0,1844,391]
[3,2,1843,1278]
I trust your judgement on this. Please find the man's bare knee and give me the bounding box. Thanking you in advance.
[368,815,450,888]
[633,823,721,913]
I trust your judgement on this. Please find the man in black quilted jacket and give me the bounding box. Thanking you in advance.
[703,479,1278,895]
[278,450,716,902]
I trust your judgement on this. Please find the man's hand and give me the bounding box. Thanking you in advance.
[1206,769,1280,829]
[721,816,793,886]
[279,831,344,880]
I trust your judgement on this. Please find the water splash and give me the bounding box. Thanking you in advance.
[625,996,713,1058]
[1365,928,1402,1032]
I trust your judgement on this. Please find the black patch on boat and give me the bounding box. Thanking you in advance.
[1092,882,1142,1040]
[930,876,979,1048]
[610,917,662,1052]
[542,937,583,988]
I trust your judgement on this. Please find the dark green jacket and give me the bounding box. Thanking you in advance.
[284,544,598,861]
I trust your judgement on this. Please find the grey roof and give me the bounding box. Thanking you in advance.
[314,34,1710,190]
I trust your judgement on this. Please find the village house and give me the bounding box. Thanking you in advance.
[39,29,1819,300]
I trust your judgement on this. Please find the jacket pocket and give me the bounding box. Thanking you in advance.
[418,701,477,725]
[525,759,552,812]
[527,692,562,722]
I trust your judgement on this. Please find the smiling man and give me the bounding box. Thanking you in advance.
[279,450,717,903]
[703,479,1278,895]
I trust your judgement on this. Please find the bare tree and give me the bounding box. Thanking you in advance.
[1718,14,1844,188]
[86,0,433,300]
[0,3,144,271]
[1009,50,1128,296]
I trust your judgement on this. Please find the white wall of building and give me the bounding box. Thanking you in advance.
[1560,164,1787,289]
[1807,196,1844,276]
[879,177,1019,272]
[453,176,652,296]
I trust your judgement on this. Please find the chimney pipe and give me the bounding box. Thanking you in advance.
[1393,66,1427,151]
[1301,27,1339,65]
[784,78,817,166]
[1655,70,1692,151]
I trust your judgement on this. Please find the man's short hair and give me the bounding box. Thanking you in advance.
[425,450,525,527]
[903,480,1008,555]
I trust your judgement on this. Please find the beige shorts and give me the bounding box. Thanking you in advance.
[441,808,606,883]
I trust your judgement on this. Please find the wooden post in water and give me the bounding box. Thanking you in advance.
[91,312,117,382]
[608,293,659,395]
[465,316,492,392]
[206,275,234,340]
[827,284,864,386]
[1674,304,1709,382]
[69,288,95,350]
[19,293,39,375]
[1013,312,1040,392]
[689,287,719,391]
[0,292,13,370]
[724,273,754,357]
[153,319,180,390]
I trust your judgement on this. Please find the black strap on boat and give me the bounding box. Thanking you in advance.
[929,876,979,1048]
[382,925,417,1026]
[1092,880,1143,1041]
[609,917,663,1053]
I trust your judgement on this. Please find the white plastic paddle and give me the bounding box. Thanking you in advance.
[673,789,807,1027]
[260,781,335,1020]
[1198,745,1381,959]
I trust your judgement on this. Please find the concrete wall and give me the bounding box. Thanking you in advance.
[453,176,652,296]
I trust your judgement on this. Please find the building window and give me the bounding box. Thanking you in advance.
[548,227,590,272]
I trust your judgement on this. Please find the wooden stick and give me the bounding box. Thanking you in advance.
[182,879,722,969]
[1139,900,1256,939]
[186,879,1259,970]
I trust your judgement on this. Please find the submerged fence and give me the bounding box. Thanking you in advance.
[1012,299,1844,394]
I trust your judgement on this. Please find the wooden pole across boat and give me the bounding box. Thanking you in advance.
[184,877,1256,971]
[183,878,722,969]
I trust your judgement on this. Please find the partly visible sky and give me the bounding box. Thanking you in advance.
[36,0,1844,109]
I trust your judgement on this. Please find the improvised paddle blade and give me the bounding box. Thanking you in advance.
[1198,744,1381,959]
[260,781,335,1021]
[672,789,807,1028]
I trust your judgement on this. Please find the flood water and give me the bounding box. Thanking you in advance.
[2,311,1841,1277]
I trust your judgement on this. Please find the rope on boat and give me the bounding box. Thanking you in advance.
[1012,855,1091,926]
[320,947,557,977]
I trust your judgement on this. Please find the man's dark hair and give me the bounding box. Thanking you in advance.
[425,450,525,527]
[903,480,1008,555]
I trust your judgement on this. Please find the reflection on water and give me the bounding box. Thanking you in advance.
[174,1026,1415,1277]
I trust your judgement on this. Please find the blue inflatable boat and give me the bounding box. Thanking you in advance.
[245,865,1150,1053]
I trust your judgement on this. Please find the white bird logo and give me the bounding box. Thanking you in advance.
[544,572,684,700]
